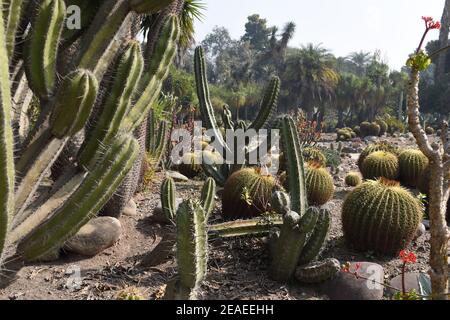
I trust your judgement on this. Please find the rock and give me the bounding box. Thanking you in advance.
[422,219,430,230]
[319,262,384,300]
[414,223,426,240]
[123,199,137,216]
[64,217,122,256]
[387,272,430,298]
[342,146,357,154]
[153,198,183,217]
[166,171,189,182]
[364,136,378,143]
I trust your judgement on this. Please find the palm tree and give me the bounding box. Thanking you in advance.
[346,51,372,76]
[282,44,339,113]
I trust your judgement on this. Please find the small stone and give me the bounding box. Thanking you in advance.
[414,223,426,240]
[64,217,122,256]
[153,198,182,216]
[166,171,189,182]
[123,199,137,216]
[364,136,378,143]
[319,262,384,300]
[422,220,430,230]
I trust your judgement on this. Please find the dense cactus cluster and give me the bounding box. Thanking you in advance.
[305,162,335,206]
[222,168,278,220]
[375,119,388,136]
[0,0,181,263]
[342,178,423,256]
[336,127,356,141]
[398,149,429,187]
[360,121,381,137]
[361,151,400,180]
[345,172,362,187]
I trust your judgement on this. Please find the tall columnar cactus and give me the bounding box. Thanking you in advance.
[269,117,335,283]
[194,46,280,186]
[0,0,180,263]
[161,177,177,221]
[361,151,400,181]
[398,149,429,187]
[342,178,423,256]
[164,200,208,300]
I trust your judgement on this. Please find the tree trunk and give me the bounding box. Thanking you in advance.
[408,69,450,299]
[437,0,450,81]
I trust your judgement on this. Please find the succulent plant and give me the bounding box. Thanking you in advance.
[194,46,280,186]
[0,1,179,263]
[305,162,334,206]
[358,142,400,170]
[342,178,423,256]
[425,127,435,135]
[398,149,429,187]
[375,119,388,136]
[303,147,327,167]
[222,168,278,220]
[345,172,362,187]
[360,121,381,137]
[178,152,203,178]
[361,151,400,181]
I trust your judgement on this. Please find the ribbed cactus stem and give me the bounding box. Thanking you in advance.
[279,116,308,214]
[271,190,291,216]
[298,208,331,265]
[161,177,176,221]
[78,42,143,169]
[25,0,66,99]
[200,178,216,220]
[0,2,15,259]
[194,46,228,153]
[124,16,179,132]
[270,207,319,282]
[295,258,341,284]
[74,0,130,77]
[209,217,283,238]
[248,77,280,131]
[5,0,26,59]
[222,105,234,130]
[176,200,208,297]
[18,135,139,261]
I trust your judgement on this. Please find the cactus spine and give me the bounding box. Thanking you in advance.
[398,149,429,187]
[305,162,334,206]
[25,0,66,99]
[342,178,423,256]
[361,151,399,181]
[0,3,15,259]
[165,200,208,300]
[161,177,176,221]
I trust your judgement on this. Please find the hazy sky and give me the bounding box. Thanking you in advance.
[193,0,445,70]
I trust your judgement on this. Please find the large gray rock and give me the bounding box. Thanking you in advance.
[65,217,122,256]
[319,262,384,300]
[387,272,430,298]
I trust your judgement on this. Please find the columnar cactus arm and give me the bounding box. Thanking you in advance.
[200,178,216,220]
[269,207,319,282]
[194,46,228,153]
[176,200,208,299]
[295,258,341,284]
[0,2,15,259]
[5,0,26,59]
[298,208,331,265]
[161,177,176,221]
[201,163,227,187]
[18,135,140,261]
[124,15,180,132]
[209,217,283,238]
[71,0,131,78]
[248,77,280,131]
[279,116,308,215]
[25,0,66,99]
[78,42,143,170]
[221,105,234,131]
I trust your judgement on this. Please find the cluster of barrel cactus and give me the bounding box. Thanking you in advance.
[0,0,180,263]
[269,117,339,283]
[342,178,423,256]
[336,127,356,141]
[194,46,280,186]
[360,121,381,137]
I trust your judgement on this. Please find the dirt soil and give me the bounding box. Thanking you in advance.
[0,134,444,300]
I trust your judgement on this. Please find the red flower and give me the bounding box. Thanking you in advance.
[400,250,417,264]
[422,16,441,30]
